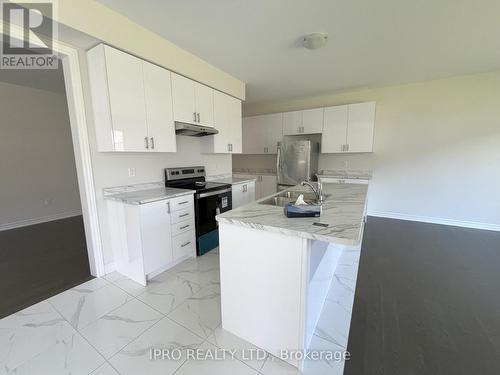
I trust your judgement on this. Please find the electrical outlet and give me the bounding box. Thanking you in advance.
[128,168,136,177]
[43,198,54,206]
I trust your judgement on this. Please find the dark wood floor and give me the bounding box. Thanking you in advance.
[0,215,92,318]
[345,217,500,375]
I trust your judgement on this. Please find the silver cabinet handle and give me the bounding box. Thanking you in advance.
[228,144,230,152]
[230,144,233,151]
[178,200,189,205]
[166,202,171,213]
[181,241,191,248]
[197,113,200,123]
[179,213,189,218]
[145,137,149,149]
[193,112,197,122]
[150,137,155,149]
[180,224,190,230]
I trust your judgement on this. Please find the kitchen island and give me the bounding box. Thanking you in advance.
[216,182,368,371]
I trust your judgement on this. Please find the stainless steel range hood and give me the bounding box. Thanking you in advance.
[175,122,218,137]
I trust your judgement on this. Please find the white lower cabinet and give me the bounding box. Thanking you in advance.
[107,194,196,285]
[232,181,256,208]
[233,175,277,200]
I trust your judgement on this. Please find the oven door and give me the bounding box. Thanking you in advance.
[195,188,232,256]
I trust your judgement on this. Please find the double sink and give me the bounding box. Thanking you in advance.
[259,190,329,207]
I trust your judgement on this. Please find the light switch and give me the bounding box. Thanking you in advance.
[128,168,136,177]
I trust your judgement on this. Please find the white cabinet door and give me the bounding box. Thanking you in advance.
[322,105,348,153]
[232,184,245,208]
[283,111,302,135]
[171,73,196,125]
[195,83,214,127]
[261,113,283,154]
[242,116,260,154]
[140,200,173,275]
[260,176,277,198]
[346,102,376,153]
[232,181,256,208]
[104,46,148,152]
[204,91,242,153]
[142,61,176,152]
[302,108,324,134]
[245,181,256,203]
[228,96,242,153]
[242,114,282,154]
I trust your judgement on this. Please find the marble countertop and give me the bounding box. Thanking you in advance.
[232,168,277,176]
[210,176,257,185]
[103,183,194,205]
[216,182,368,245]
[319,169,372,180]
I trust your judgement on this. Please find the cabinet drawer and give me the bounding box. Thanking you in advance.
[169,195,194,212]
[172,219,195,236]
[172,229,196,260]
[171,208,193,224]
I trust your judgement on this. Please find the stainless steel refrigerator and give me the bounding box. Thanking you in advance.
[277,138,320,190]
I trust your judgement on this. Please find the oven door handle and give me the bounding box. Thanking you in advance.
[197,188,232,199]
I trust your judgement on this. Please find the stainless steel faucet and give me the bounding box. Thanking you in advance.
[301,179,323,203]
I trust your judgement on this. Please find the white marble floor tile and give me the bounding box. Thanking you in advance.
[75,278,110,292]
[174,341,258,375]
[109,317,203,375]
[8,331,104,375]
[0,301,76,374]
[49,282,131,330]
[314,298,351,351]
[174,266,220,293]
[206,327,268,372]
[136,274,201,315]
[259,355,301,375]
[167,288,221,340]
[111,277,148,297]
[80,299,163,358]
[90,362,120,375]
[301,333,347,375]
[102,272,125,283]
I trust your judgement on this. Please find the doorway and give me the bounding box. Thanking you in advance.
[0,62,93,317]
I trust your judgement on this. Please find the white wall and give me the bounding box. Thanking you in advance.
[78,52,232,266]
[0,81,81,229]
[244,72,500,230]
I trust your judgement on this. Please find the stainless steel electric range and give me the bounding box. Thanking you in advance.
[165,166,232,256]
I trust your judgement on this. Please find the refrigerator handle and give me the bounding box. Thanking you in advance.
[276,142,281,183]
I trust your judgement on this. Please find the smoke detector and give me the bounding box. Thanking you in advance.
[303,32,328,50]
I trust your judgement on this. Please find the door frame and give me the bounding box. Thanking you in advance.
[1,21,105,276]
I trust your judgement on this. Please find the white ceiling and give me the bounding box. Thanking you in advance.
[97,0,500,105]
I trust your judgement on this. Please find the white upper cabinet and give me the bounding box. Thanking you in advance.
[322,102,375,153]
[171,73,196,125]
[283,111,302,135]
[87,44,176,152]
[99,45,147,152]
[194,83,214,127]
[322,105,349,153]
[283,108,323,135]
[171,72,214,127]
[242,113,283,154]
[346,102,376,153]
[202,91,242,153]
[142,61,176,153]
[302,108,324,134]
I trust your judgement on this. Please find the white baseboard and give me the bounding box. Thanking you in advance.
[368,210,500,232]
[0,210,83,232]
